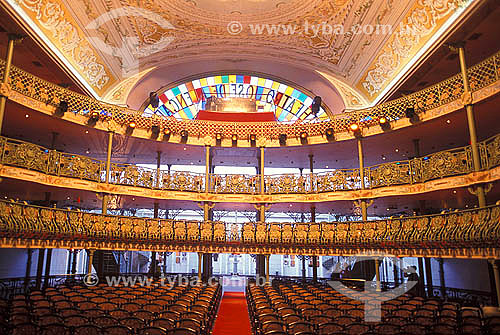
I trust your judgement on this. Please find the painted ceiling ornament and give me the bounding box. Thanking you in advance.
[360,0,471,98]
[13,0,112,93]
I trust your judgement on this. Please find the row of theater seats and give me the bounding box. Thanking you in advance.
[0,277,221,334]
[246,279,500,335]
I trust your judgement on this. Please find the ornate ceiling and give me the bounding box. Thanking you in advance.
[4,0,478,110]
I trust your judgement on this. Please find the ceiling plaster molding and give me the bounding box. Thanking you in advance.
[5,0,116,96]
[357,0,477,103]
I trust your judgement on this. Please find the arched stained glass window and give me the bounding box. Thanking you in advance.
[142,74,329,122]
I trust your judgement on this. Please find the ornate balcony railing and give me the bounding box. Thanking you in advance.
[1,200,499,252]
[0,50,499,140]
[1,134,499,195]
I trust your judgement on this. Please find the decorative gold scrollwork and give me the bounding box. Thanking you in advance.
[0,200,499,253]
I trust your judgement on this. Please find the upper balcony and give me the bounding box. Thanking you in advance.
[1,49,499,147]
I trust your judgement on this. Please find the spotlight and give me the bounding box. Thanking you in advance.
[126,121,136,135]
[163,128,171,141]
[54,101,68,117]
[180,130,188,144]
[250,134,256,147]
[325,128,335,142]
[311,96,321,116]
[405,106,419,123]
[279,134,287,146]
[349,123,361,137]
[300,131,308,145]
[149,92,159,109]
[216,133,222,140]
[151,125,160,139]
[231,134,238,147]
[379,116,391,131]
[87,111,99,126]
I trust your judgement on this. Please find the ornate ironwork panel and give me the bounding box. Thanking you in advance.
[211,174,259,194]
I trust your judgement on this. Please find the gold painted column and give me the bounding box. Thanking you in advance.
[205,145,211,193]
[489,260,500,309]
[0,35,22,134]
[311,203,318,282]
[309,154,314,192]
[102,131,113,214]
[198,252,203,282]
[259,146,266,222]
[357,137,368,221]
[154,151,161,217]
[265,254,270,285]
[87,250,95,274]
[203,202,210,221]
[259,204,265,222]
[375,258,381,292]
[456,43,486,207]
[156,151,161,188]
[260,146,265,194]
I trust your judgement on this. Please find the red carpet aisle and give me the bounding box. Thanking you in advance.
[212,292,252,335]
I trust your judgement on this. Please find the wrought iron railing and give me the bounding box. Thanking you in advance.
[0,200,499,250]
[1,133,499,194]
[0,50,499,139]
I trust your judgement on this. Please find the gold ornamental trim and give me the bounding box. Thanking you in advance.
[0,200,499,258]
[0,164,499,204]
[0,132,499,202]
[0,49,499,147]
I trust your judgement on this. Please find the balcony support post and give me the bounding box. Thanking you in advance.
[156,151,161,188]
[87,249,95,274]
[0,35,23,134]
[311,202,318,282]
[102,131,113,214]
[24,248,33,289]
[198,252,203,283]
[205,145,210,193]
[259,146,265,194]
[265,254,270,285]
[357,137,368,221]
[453,43,486,207]
[154,152,161,217]
[375,258,381,292]
[489,260,500,309]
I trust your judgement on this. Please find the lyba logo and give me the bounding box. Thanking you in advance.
[328,257,417,322]
[86,6,175,78]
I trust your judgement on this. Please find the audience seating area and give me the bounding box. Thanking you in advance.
[246,279,500,335]
[0,277,221,335]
